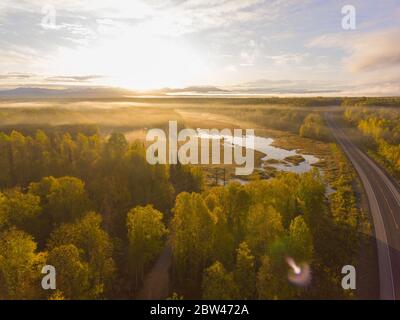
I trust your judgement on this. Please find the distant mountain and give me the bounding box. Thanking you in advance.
[0,87,63,97]
[152,83,342,96]
[0,83,343,98]
[225,79,346,95]
[0,85,231,98]
[152,86,229,95]
[0,87,135,98]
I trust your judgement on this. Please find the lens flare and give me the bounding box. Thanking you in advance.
[286,256,311,287]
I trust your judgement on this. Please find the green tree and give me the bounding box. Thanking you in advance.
[210,206,235,268]
[234,242,255,299]
[0,133,11,188]
[225,183,251,244]
[286,216,313,262]
[126,205,167,290]
[202,261,238,300]
[297,170,327,232]
[0,189,42,236]
[47,244,91,299]
[0,228,45,299]
[170,163,203,196]
[9,131,30,185]
[48,212,115,298]
[29,176,90,226]
[104,132,128,160]
[299,113,330,141]
[256,255,276,299]
[31,130,52,180]
[245,204,284,257]
[171,192,216,290]
[264,173,301,228]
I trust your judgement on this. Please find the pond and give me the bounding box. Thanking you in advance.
[197,131,320,174]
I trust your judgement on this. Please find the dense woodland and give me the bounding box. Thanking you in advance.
[0,128,201,299]
[172,166,368,299]
[0,120,370,299]
[342,97,400,108]
[344,105,400,180]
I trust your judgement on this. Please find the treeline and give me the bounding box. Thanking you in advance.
[252,108,306,133]
[122,97,342,107]
[327,145,360,226]
[169,169,367,299]
[206,107,331,141]
[299,113,331,141]
[195,106,307,133]
[0,129,202,219]
[342,97,400,108]
[0,129,202,299]
[344,106,400,178]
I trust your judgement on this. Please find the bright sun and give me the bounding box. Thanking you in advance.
[107,34,208,90]
[45,18,208,90]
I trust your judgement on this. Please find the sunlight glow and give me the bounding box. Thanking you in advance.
[44,17,208,90]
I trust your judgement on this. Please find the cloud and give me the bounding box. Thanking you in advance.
[338,81,400,97]
[239,39,263,66]
[348,30,400,72]
[307,28,400,96]
[227,78,348,94]
[1,0,398,94]
[265,53,308,65]
[225,65,238,73]
[0,73,34,79]
[225,77,400,96]
[0,46,42,69]
[45,75,104,82]
[1,0,300,37]
[308,28,400,72]
[0,73,106,88]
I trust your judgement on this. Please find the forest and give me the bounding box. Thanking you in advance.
[172,166,368,299]
[0,113,371,299]
[344,104,400,181]
[0,128,201,299]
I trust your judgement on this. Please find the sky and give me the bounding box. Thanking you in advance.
[0,0,399,95]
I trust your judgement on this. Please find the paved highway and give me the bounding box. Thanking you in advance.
[325,113,400,300]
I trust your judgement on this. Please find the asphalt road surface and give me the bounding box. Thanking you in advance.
[326,112,400,300]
